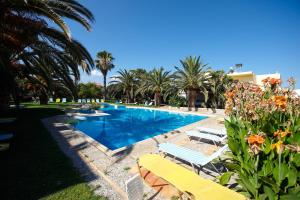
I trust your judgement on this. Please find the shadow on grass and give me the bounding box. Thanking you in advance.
[0,108,105,200]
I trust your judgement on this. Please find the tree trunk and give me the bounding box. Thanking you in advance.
[39,93,48,105]
[154,92,161,106]
[0,70,13,111]
[103,75,107,101]
[126,90,130,103]
[211,99,217,113]
[188,89,197,111]
[0,94,10,111]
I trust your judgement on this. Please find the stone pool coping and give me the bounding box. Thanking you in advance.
[106,103,219,117]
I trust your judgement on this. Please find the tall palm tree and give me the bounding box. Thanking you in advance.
[0,0,94,108]
[138,67,173,106]
[110,69,136,103]
[95,51,115,101]
[175,56,210,111]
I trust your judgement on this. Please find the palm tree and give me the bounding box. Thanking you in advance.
[78,83,102,99]
[175,56,210,111]
[110,69,136,103]
[0,0,94,108]
[95,51,115,101]
[207,70,233,111]
[138,67,173,106]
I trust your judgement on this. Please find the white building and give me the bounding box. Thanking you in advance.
[227,71,281,87]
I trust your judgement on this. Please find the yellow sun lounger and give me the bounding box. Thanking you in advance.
[137,154,246,200]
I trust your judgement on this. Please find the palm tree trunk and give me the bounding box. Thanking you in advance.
[154,92,161,106]
[103,75,107,101]
[39,93,48,105]
[130,87,134,103]
[188,89,197,111]
[126,90,130,103]
[0,69,13,111]
[211,98,217,113]
[0,94,10,111]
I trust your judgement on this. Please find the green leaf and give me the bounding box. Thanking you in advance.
[263,185,276,200]
[292,154,300,167]
[273,163,289,184]
[225,162,240,171]
[239,174,257,197]
[228,139,239,155]
[287,167,297,188]
[259,194,267,200]
[262,177,280,194]
[280,193,300,200]
[263,138,272,154]
[219,172,233,185]
[259,161,273,177]
[291,133,300,145]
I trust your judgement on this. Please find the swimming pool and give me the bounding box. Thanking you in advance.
[73,104,206,150]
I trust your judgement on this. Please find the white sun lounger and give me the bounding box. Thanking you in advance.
[74,116,87,120]
[48,98,53,103]
[62,98,67,103]
[186,130,227,146]
[196,127,227,136]
[87,99,91,103]
[77,99,82,103]
[158,143,228,173]
[96,99,100,103]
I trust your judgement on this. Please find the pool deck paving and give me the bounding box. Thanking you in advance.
[42,107,228,200]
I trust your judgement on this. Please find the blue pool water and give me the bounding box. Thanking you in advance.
[74,104,206,150]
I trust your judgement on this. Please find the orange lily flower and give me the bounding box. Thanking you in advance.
[247,134,265,145]
[273,96,287,109]
[274,130,291,138]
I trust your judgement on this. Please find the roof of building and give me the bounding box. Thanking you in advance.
[227,71,254,77]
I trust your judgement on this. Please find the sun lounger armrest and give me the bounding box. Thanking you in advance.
[208,145,229,161]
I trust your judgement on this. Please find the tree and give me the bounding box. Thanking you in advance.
[95,51,115,101]
[106,84,123,100]
[130,68,150,102]
[138,67,173,106]
[175,56,210,111]
[78,83,102,99]
[0,0,94,108]
[110,69,136,103]
[206,70,233,111]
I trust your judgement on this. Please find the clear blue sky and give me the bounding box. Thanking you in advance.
[67,0,300,88]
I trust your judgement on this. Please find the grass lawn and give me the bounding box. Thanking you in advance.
[0,105,107,200]
[22,102,76,109]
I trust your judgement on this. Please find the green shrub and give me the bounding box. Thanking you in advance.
[168,95,186,107]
